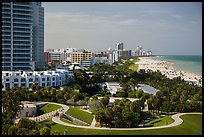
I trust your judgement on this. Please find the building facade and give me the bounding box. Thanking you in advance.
[70,51,92,66]
[44,51,50,66]
[32,2,45,69]
[44,48,78,67]
[2,2,44,71]
[92,52,109,65]
[2,69,69,89]
[118,50,132,57]
[116,42,124,50]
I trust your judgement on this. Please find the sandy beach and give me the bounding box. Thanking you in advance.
[135,57,202,86]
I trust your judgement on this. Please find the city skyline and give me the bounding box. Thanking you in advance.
[43,2,202,55]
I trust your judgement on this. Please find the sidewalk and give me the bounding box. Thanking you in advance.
[52,112,202,130]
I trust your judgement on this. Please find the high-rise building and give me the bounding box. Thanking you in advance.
[32,2,44,69]
[2,2,44,71]
[116,42,124,50]
[118,50,132,57]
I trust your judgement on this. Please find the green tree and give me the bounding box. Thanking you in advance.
[161,101,172,114]
[87,99,103,113]
[130,100,141,112]
[136,89,144,98]
[18,128,28,135]
[46,86,52,93]
[39,127,51,135]
[100,95,110,107]
[2,89,23,125]
[29,129,39,135]
[2,124,10,135]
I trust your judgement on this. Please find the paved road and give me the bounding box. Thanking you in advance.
[52,109,201,130]
[47,102,69,113]
[28,102,69,122]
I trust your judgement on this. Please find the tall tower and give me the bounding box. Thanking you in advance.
[116,42,124,50]
[2,2,44,71]
[32,2,44,69]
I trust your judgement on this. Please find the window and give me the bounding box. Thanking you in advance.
[14,78,18,82]
[6,79,9,81]
[35,78,38,81]
[21,83,26,87]
[47,77,50,81]
[52,77,55,81]
[21,78,26,82]
[6,73,9,76]
[5,83,10,87]
[42,78,45,81]
[29,83,32,87]
[14,84,18,87]
[42,83,45,87]
[29,78,33,82]
[52,82,55,86]
[59,77,61,80]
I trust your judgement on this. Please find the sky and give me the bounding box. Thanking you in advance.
[43,2,202,55]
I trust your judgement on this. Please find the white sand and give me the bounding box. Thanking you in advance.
[135,57,202,86]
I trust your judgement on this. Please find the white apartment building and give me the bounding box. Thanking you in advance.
[2,69,69,89]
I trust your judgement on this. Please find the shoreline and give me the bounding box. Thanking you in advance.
[135,57,202,86]
[153,55,202,76]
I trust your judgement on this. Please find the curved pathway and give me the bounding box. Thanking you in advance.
[28,102,69,122]
[90,116,96,128]
[52,112,201,130]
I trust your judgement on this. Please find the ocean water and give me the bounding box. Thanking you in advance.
[154,55,202,76]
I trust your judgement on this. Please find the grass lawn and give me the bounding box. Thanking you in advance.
[50,114,202,135]
[132,57,140,62]
[129,64,139,71]
[37,103,62,115]
[65,107,94,125]
[144,115,174,127]
[60,118,77,125]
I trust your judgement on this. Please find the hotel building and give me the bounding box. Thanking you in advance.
[2,2,44,71]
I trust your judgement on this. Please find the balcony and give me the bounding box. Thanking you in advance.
[13,34,32,37]
[13,2,32,7]
[13,11,32,16]
[13,19,32,24]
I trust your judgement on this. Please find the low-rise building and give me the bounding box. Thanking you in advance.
[70,51,92,66]
[100,82,122,96]
[2,69,69,89]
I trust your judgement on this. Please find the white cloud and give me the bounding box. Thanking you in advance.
[139,9,170,15]
[44,11,144,50]
[44,11,201,55]
[117,19,142,26]
[189,19,202,24]
[170,14,183,18]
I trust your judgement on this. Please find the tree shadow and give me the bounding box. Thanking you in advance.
[150,119,162,125]
[37,109,45,116]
